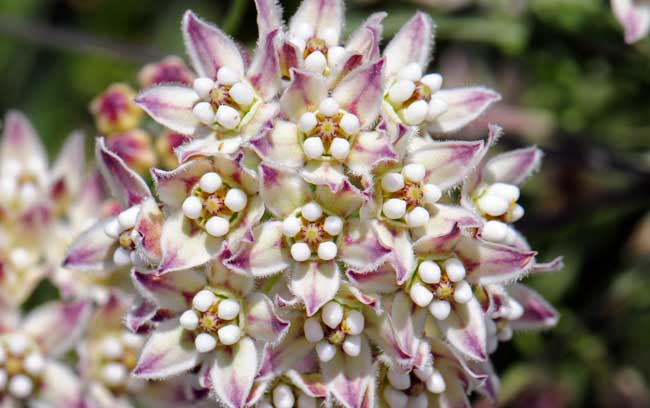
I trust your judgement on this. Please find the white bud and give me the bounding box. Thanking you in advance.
[339,113,360,135]
[321,28,338,46]
[180,310,199,330]
[418,261,441,284]
[113,247,132,267]
[7,335,28,356]
[282,216,302,237]
[298,394,318,408]
[388,80,416,104]
[299,112,318,133]
[9,374,33,398]
[409,393,428,408]
[402,163,425,183]
[498,326,513,342]
[387,368,411,390]
[409,283,433,307]
[427,97,448,121]
[182,196,203,219]
[218,324,242,345]
[429,300,451,320]
[477,194,509,217]
[317,241,338,260]
[444,258,466,282]
[292,37,306,52]
[329,137,350,160]
[19,183,37,204]
[199,172,223,193]
[421,73,443,93]
[504,227,517,245]
[318,98,339,116]
[321,301,344,329]
[23,353,45,375]
[101,337,123,359]
[509,204,525,222]
[122,332,143,349]
[305,51,327,73]
[382,198,406,219]
[414,364,433,381]
[481,220,509,242]
[217,299,240,320]
[216,105,241,129]
[304,317,324,343]
[399,62,423,81]
[402,100,429,125]
[303,137,325,159]
[193,77,215,99]
[426,369,446,393]
[405,207,429,228]
[315,341,336,362]
[291,242,311,262]
[104,218,121,239]
[294,23,314,40]
[205,216,230,237]
[381,172,405,193]
[192,290,216,312]
[342,334,361,356]
[489,183,520,202]
[422,184,442,205]
[229,82,255,107]
[344,310,365,335]
[0,370,6,390]
[327,46,346,66]
[118,206,140,230]
[194,333,217,353]
[273,384,296,408]
[383,386,408,408]
[224,188,247,212]
[10,248,31,269]
[453,280,473,304]
[301,202,323,221]
[193,102,215,125]
[323,215,343,236]
[507,299,525,320]
[102,363,127,386]
[217,66,240,85]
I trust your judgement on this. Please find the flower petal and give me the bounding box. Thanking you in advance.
[125,299,158,333]
[207,252,255,297]
[182,10,245,78]
[63,218,118,272]
[612,0,650,44]
[346,263,398,294]
[134,85,199,135]
[437,297,487,361]
[134,198,163,266]
[373,221,415,285]
[225,221,290,277]
[289,0,345,45]
[300,161,347,191]
[507,283,559,330]
[286,369,329,398]
[346,12,386,61]
[338,219,391,272]
[36,361,87,407]
[314,180,365,218]
[210,336,259,408]
[248,120,304,168]
[383,12,434,77]
[388,292,428,369]
[413,223,463,257]
[332,59,385,128]
[346,131,398,179]
[485,146,542,186]
[245,292,290,343]
[133,268,206,312]
[96,137,151,208]
[152,158,213,209]
[175,133,242,163]
[247,29,282,100]
[259,163,311,218]
[50,131,85,198]
[254,0,283,36]
[256,320,315,380]
[455,237,536,285]
[280,69,327,121]
[133,319,201,379]
[291,261,340,316]
[532,256,564,274]
[0,110,47,178]
[427,87,501,134]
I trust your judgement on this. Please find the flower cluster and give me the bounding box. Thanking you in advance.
[3,1,566,407]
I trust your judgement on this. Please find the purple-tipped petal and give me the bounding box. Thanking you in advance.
[207,253,255,297]
[134,85,199,135]
[259,163,311,218]
[256,322,315,380]
[612,0,650,44]
[125,299,158,333]
[254,0,283,36]
[50,131,85,198]
[248,121,304,168]
[413,223,463,258]
[332,59,385,128]
[437,297,488,361]
[338,219,392,272]
[346,264,399,294]
[152,158,213,209]
[225,221,290,277]
[508,284,559,330]
[532,256,564,274]
[133,198,163,266]
[175,134,242,163]
[383,12,434,77]
[428,87,501,134]
[373,221,416,285]
[133,268,206,312]
[485,146,542,186]
[182,10,245,78]
[133,320,201,379]
[0,110,47,179]
[245,292,290,343]
[455,237,536,285]
[248,29,282,100]
[291,261,340,316]
[280,69,328,121]
[286,369,329,398]
[387,292,428,369]
[210,337,259,408]
[314,180,365,218]
[63,218,118,272]
[96,138,151,208]
[346,131,398,179]
[289,0,345,45]
[346,12,386,61]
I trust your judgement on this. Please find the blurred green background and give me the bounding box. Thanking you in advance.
[1,0,649,406]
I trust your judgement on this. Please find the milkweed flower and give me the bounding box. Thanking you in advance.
[612,0,650,44]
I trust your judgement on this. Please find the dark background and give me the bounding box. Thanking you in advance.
[1,0,649,406]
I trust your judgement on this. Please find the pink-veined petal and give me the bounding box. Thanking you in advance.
[254,0,283,36]
[210,336,259,408]
[125,299,157,333]
[313,180,365,218]
[133,198,163,266]
[279,40,302,77]
[332,59,385,128]
[291,261,340,316]
[346,263,399,294]
[225,221,290,277]
[346,12,386,61]
[485,146,542,186]
[428,87,501,134]
[532,256,564,274]
[259,163,311,218]
[207,252,255,297]
[63,218,118,272]
[175,133,242,163]
[256,320,315,380]
[437,297,487,361]
[338,219,392,272]
[134,85,199,135]
[373,221,416,285]
[182,10,245,78]
[133,268,206,313]
[50,130,85,198]
[96,138,151,208]
[468,360,499,402]
[612,0,650,44]
[36,361,87,407]
[247,29,282,100]
[248,120,304,168]
[289,0,345,45]
[0,110,47,178]
[280,69,327,121]
[245,292,290,343]
[286,369,329,398]
[413,223,463,257]
[387,292,428,369]
[300,161,347,191]
[383,12,434,77]
[508,284,559,330]
[346,131,398,179]
[455,237,536,285]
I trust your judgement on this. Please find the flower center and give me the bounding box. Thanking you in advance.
[474,182,524,245]
[282,202,343,262]
[103,205,141,267]
[303,301,365,361]
[383,365,447,407]
[97,332,143,390]
[0,334,45,400]
[289,23,345,76]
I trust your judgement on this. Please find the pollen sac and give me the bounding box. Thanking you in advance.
[190,67,259,132]
[180,289,243,352]
[475,182,524,245]
[0,334,46,400]
[282,202,343,262]
[90,83,143,135]
[180,171,250,238]
[96,331,143,390]
[384,64,448,126]
[304,301,365,361]
[103,205,141,268]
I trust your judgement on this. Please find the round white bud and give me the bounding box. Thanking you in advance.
[193,77,215,99]
[282,216,302,237]
[193,102,215,125]
[329,137,350,160]
[315,341,336,362]
[217,66,240,85]
[192,290,216,312]
[402,100,429,125]
[414,364,433,381]
[179,310,199,331]
[23,353,45,376]
[399,62,423,81]
[298,394,318,408]
[199,172,222,193]
[504,227,517,245]
[421,73,443,93]
[381,172,405,193]
[217,299,240,320]
[9,374,33,398]
[388,80,416,104]
[305,51,327,73]
[318,98,339,116]
[507,299,525,320]
[118,206,140,230]
[409,283,434,308]
[229,82,255,107]
[489,183,520,202]
[418,261,441,284]
[405,207,430,228]
[301,202,323,221]
[429,300,451,320]
[387,367,411,390]
[453,281,473,304]
[339,113,360,135]
[113,247,132,267]
[216,105,241,129]
[327,46,346,67]
[224,188,247,212]
[382,198,407,219]
[122,332,143,349]
[321,301,344,329]
[323,215,343,236]
[303,317,324,343]
[427,97,448,121]
[102,363,127,386]
[299,112,318,133]
[481,220,509,242]
[273,384,296,408]
[101,337,123,359]
[477,194,509,217]
[303,137,325,159]
[409,393,428,408]
[382,386,408,408]
[290,242,311,262]
[498,326,513,342]
[195,333,217,353]
[7,335,28,356]
[103,218,121,239]
[294,23,314,40]
[422,184,442,205]
[402,163,426,183]
[218,324,242,345]
[317,241,338,260]
[344,310,365,335]
[509,204,525,222]
[205,216,230,237]
[182,196,203,219]
[444,258,466,282]
[342,334,361,357]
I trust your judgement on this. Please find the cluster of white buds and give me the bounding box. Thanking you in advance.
[289,23,345,75]
[179,289,243,352]
[298,98,360,161]
[382,364,446,408]
[103,205,141,267]
[303,301,365,361]
[98,332,143,388]
[258,382,319,408]
[181,171,248,237]
[283,202,343,262]
[384,63,448,126]
[380,164,442,227]
[409,258,472,320]
[475,182,523,245]
[0,334,46,399]
[191,67,258,130]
